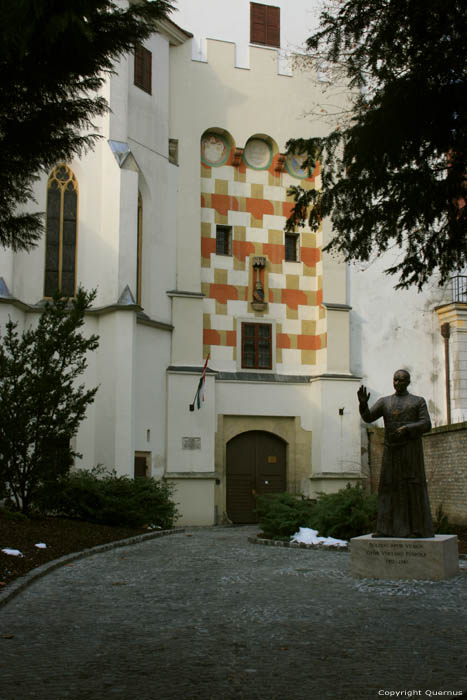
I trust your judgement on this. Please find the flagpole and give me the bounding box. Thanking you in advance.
[189,354,210,411]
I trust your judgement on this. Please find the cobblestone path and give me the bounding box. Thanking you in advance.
[1,526,466,700]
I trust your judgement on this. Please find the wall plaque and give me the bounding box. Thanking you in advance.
[182,437,201,450]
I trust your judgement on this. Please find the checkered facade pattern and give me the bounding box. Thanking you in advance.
[200,138,326,373]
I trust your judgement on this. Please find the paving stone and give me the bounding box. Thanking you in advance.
[0,526,466,700]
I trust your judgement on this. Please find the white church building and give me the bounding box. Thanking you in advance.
[1,0,465,525]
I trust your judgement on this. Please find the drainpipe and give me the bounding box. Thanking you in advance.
[440,322,451,424]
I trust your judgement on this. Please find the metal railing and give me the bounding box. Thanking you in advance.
[451,275,467,303]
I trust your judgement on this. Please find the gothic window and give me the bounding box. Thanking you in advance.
[241,322,272,369]
[250,3,280,48]
[137,192,143,305]
[44,164,78,298]
[134,44,152,94]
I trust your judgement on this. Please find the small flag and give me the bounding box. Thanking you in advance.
[189,354,210,411]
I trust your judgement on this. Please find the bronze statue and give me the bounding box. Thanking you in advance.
[358,370,434,538]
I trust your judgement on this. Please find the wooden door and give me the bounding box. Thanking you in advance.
[226,431,286,523]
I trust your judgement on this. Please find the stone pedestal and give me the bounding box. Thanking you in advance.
[350,534,459,581]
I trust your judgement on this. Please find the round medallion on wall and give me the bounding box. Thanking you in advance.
[285,153,312,179]
[243,139,273,170]
[201,133,230,167]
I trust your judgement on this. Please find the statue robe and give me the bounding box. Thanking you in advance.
[360,392,434,538]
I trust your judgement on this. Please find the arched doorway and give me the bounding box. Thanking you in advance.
[226,431,287,523]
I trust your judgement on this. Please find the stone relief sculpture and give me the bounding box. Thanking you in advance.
[358,369,434,538]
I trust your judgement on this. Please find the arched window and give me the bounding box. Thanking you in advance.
[136,191,143,305]
[44,164,78,297]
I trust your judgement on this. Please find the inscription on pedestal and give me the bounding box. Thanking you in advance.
[366,540,427,566]
[350,534,459,581]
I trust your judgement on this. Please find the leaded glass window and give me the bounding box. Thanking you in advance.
[44,165,78,298]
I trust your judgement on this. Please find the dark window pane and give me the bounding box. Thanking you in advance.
[62,242,75,270]
[216,230,226,254]
[61,271,75,298]
[216,226,232,255]
[243,349,256,368]
[62,189,77,296]
[63,189,77,222]
[62,220,76,251]
[45,188,61,296]
[44,270,59,298]
[47,189,61,235]
[285,233,298,261]
[258,344,271,368]
[45,241,60,269]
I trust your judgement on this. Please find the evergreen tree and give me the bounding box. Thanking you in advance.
[0,0,174,251]
[0,288,99,514]
[286,0,466,289]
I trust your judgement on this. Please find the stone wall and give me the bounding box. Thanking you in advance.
[366,422,467,526]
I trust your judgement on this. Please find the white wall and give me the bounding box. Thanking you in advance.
[348,253,451,427]
[173,0,322,69]
[123,30,176,322]
[167,372,217,473]
[134,323,172,478]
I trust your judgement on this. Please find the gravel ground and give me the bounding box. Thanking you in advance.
[1,526,466,700]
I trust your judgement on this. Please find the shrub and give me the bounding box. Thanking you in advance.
[37,466,179,528]
[0,288,99,514]
[433,504,456,534]
[308,484,377,541]
[0,505,29,522]
[255,492,315,539]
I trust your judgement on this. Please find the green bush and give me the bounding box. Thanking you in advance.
[0,288,99,514]
[255,492,315,539]
[433,504,456,534]
[0,505,29,522]
[36,466,179,528]
[308,484,377,541]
